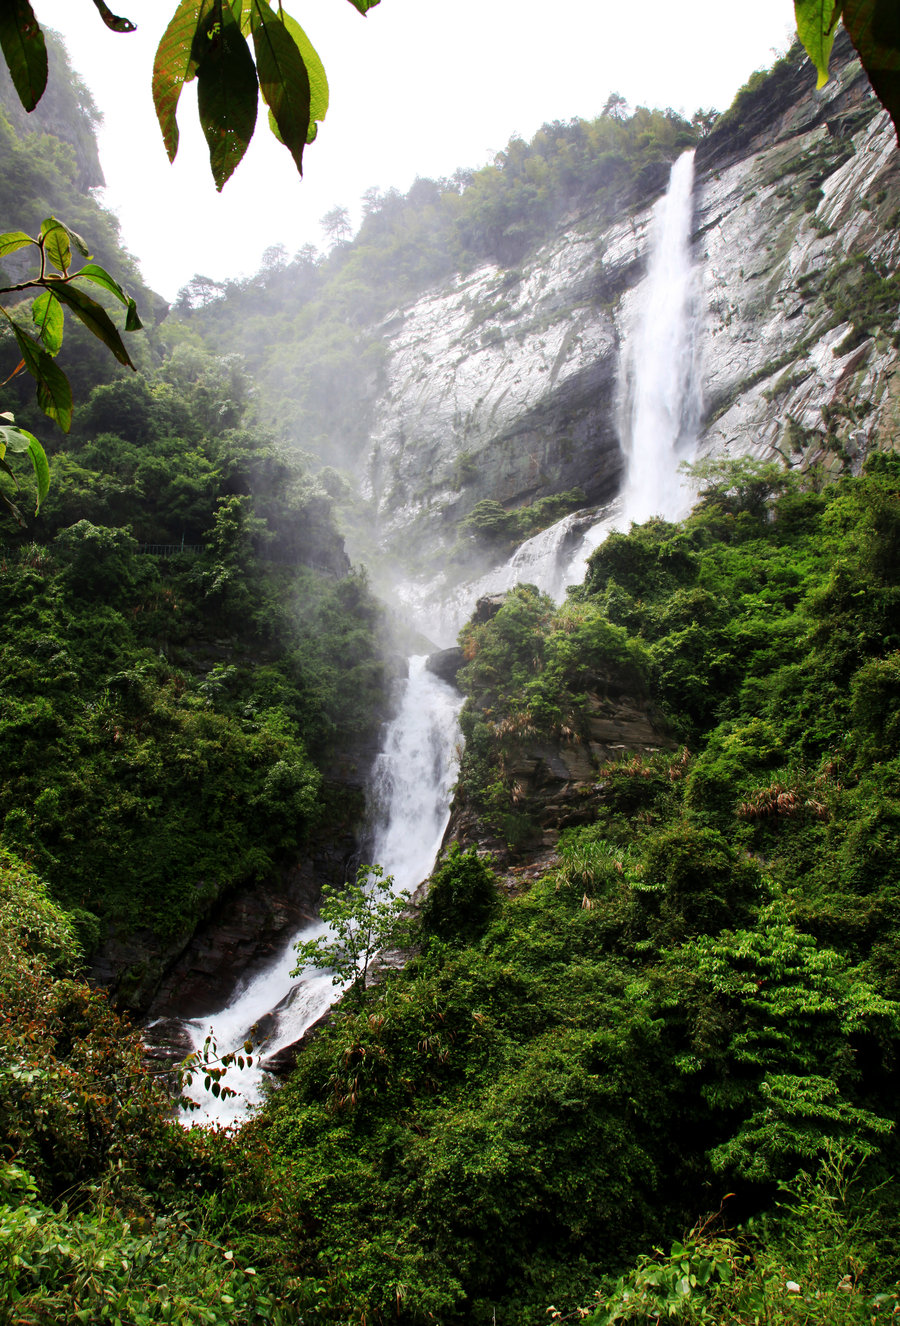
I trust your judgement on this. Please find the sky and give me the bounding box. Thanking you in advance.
[36,0,798,300]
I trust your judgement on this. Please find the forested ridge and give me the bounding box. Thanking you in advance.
[1,28,900,1326]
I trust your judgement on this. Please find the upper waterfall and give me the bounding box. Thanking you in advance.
[619,149,702,525]
[566,149,702,583]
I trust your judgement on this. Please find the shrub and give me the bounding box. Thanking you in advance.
[421,844,499,944]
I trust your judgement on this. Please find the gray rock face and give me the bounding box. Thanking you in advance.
[349,38,899,596]
[692,55,900,478]
[445,685,675,867]
[425,646,465,687]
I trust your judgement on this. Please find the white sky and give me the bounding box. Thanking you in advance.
[36,0,798,300]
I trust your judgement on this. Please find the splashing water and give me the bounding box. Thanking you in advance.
[180,657,462,1124]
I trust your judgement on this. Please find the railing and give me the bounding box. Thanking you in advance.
[137,542,204,556]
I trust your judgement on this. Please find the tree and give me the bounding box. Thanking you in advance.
[602,91,628,121]
[0,0,380,192]
[320,204,352,247]
[292,864,409,1005]
[691,107,719,137]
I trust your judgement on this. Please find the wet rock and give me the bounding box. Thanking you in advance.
[426,646,465,686]
[144,861,324,1023]
[443,685,675,867]
[264,1007,334,1077]
[472,594,506,623]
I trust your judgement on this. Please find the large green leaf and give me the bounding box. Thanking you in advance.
[278,10,328,125]
[41,221,70,274]
[344,0,380,12]
[0,425,50,511]
[153,0,209,162]
[250,0,310,175]
[44,279,136,369]
[74,263,143,330]
[26,430,49,510]
[6,320,73,432]
[0,0,47,112]
[0,230,34,259]
[795,0,842,87]
[40,218,91,274]
[842,0,900,139]
[196,0,259,189]
[31,291,64,356]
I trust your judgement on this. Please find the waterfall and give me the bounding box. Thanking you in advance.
[175,150,702,1124]
[399,511,589,646]
[619,150,701,524]
[180,658,462,1124]
[367,657,464,889]
[566,149,701,584]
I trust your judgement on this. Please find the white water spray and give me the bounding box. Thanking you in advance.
[180,658,462,1124]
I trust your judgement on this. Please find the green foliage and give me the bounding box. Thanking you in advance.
[0,1181,283,1326]
[1,0,368,191]
[3,447,899,1325]
[0,347,389,999]
[460,488,587,548]
[292,864,409,1005]
[420,843,499,945]
[0,216,142,432]
[582,1147,898,1324]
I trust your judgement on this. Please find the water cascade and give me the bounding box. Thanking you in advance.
[176,150,702,1124]
[567,148,701,582]
[182,658,463,1123]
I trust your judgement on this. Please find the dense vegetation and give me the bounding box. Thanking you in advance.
[0,347,392,1004]
[8,454,897,1323]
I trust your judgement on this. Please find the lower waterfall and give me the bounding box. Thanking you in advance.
[177,147,702,1123]
[181,658,464,1123]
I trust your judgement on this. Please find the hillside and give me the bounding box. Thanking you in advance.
[0,26,899,1326]
[0,41,396,1012]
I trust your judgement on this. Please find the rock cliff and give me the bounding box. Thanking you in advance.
[352,37,900,601]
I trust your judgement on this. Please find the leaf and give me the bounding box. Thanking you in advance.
[278,10,328,124]
[153,0,210,162]
[39,218,91,273]
[344,0,380,12]
[842,0,900,139]
[196,0,259,189]
[31,291,64,355]
[44,279,135,368]
[0,485,25,525]
[794,1,842,87]
[7,321,73,432]
[73,264,143,329]
[25,430,49,510]
[0,230,34,258]
[90,0,137,31]
[0,0,47,112]
[41,221,69,273]
[250,0,310,174]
